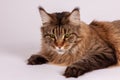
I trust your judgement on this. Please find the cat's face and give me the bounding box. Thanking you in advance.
[42,24,80,54]
[39,7,81,54]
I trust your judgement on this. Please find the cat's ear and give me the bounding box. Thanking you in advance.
[69,8,80,25]
[38,7,51,24]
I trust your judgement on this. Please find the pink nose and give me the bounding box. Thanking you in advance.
[57,44,63,49]
[56,42,64,49]
[58,46,62,49]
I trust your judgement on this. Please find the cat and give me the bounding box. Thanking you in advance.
[27,7,120,78]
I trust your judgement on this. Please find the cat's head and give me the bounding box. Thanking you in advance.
[39,7,81,54]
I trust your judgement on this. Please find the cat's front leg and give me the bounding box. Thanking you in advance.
[64,65,85,78]
[27,54,48,65]
[64,51,117,78]
[64,60,89,78]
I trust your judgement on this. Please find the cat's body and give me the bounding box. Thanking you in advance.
[90,20,120,65]
[28,7,119,78]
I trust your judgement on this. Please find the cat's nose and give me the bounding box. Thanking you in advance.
[56,41,64,49]
[57,45,63,49]
[56,46,62,49]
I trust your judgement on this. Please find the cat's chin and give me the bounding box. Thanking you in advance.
[57,51,65,54]
[56,50,65,54]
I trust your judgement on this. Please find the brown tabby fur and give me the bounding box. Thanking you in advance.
[28,7,119,78]
[90,20,120,65]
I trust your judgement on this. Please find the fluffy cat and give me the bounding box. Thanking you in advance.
[27,7,120,78]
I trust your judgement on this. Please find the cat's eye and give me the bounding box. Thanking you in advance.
[64,34,70,38]
[50,34,55,38]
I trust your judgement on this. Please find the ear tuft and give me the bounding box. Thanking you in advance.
[72,7,79,12]
[38,6,45,11]
[38,7,51,24]
[69,7,80,25]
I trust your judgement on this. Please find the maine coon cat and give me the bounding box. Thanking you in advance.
[27,7,120,78]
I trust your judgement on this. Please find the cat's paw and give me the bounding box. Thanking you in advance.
[64,66,84,78]
[27,55,48,65]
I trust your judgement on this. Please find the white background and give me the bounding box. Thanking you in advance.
[0,0,120,80]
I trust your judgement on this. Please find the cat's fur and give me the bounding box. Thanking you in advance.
[28,7,119,78]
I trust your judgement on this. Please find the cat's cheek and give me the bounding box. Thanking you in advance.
[44,37,54,44]
[68,36,77,43]
[64,44,71,50]
[50,45,56,50]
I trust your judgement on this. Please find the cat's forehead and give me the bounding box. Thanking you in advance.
[50,12,70,26]
[41,11,79,34]
[41,24,77,36]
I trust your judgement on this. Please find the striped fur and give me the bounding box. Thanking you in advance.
[28,7,119,78]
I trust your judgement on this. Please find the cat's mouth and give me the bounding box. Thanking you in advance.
[55,47,65,54]
[56,49,65,54]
